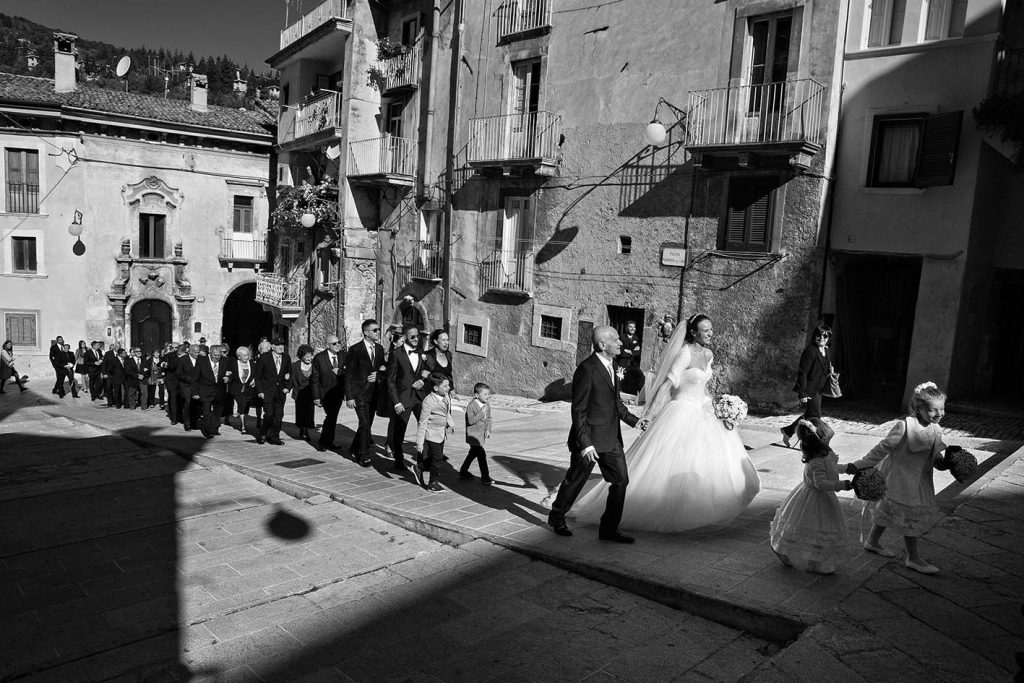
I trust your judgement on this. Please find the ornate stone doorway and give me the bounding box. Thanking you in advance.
[131,299,173,357]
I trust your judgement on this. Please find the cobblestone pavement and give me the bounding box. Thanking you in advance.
[0,398,772,681]
[7,387,1023,680]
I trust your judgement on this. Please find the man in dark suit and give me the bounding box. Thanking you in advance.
[101,342,125,407]
[161,343,185,424]
[123,347,148,409]
[177,344,203,431]
[85,341,104,401]
[204,344,230,437]
[190,345,223,438]
[311,334,346,453]
[59,343,79,398]
[49,335,66,395]
[345,319,386,467]
[254,338,291,445]
[548,326,648,543]
[618,320,644,395]
[386,324,426,472]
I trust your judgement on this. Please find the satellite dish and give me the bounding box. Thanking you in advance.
[325,144,341,160]
[115,56,131,78]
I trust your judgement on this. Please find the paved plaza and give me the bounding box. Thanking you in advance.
[1,388,1022,680]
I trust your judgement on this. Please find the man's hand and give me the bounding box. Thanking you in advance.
[191,394,199,400]
[421,370,430,379]
[346,399,355,409]
[581,446,598,463]
[314,399,322,407]
[412,379,424,390]
[800,397,811,403]
[394,403,405,414]
[258,392,265,399]
[638,418,650,431]
[367,372,377,383]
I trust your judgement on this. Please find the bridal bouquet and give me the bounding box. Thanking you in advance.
[942,446,978,483]
[714,395,748,430]
[852,467,886,501]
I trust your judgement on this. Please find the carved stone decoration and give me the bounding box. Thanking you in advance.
[122,176,184,208]
[137,267,165,289]
[174,262,191,293]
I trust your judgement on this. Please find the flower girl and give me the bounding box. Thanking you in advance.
[844,382,948,574]
[770,418,853,575]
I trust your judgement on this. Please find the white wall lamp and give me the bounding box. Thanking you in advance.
[644,98,687,147]
[68,209,85,255]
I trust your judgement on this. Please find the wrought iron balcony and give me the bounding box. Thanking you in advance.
[5,182,39,213]
[379,44,422,93]
[219,235,267,269]
[411,240,443,281]
[256,273,303,317]
[280,0,348,50]
[481,249,534,296]
[348,135,417,186]
[686,79,826,170]
[468,111,560,175]
[279,90,343,150]
[496,0,552,43]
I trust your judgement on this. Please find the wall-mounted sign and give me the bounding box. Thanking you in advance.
[661,247,687,267]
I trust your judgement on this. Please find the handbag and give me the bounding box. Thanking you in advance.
[824,364,842,398]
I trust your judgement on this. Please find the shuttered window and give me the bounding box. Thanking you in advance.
[232,196,253,233]
[866,0,906,47]
[868,111,962,187]
[5,312,37,346]
[924,0,968,40]
[722,179,776,252]
[11,236,37,273]
[5,149,40,213]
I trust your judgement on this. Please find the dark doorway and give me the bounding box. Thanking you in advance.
[607,305,645,394]
[576,320,595,366]
[130,299,172,357]
[992,268,1024,397]
[833,254,921,409]
[222,283,274,354]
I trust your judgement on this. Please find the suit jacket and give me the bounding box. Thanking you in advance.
[619,333,641,367]
[793,344,831,398]
[567,353,639,456]
[49,343,64,369]
[254,351,292,400]
[310,348,345,402]
[195,356,228,402]
[123,356,147,388]
[386,345,426,409]
[101,350,126,383]
[465,398,491,446]
[226,357,256,399]
[177,355,202,394]
[84,349,103,372]
[345,340,386,402]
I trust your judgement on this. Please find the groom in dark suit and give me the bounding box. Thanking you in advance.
[548,326,647,543]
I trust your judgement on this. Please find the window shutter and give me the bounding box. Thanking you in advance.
[725,181,774,252]
[924,0,946,40]
[6,150,23,183]
[154,215,166,256]
[866,0,886,47]
[915,111,963,187]
[889,0,907,45]
[25,150,39,184]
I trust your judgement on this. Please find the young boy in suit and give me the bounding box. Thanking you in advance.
[459,382,493,485]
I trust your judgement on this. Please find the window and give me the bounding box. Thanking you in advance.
[508,60,542,157]
[868,111,963,187]
[722,178,776,252]
[866,0,906,47]
[618,236,632,255]
[484,195,535,293]
[11,236,37,273]
[401,15,420,45]
[924,0,968,40]
[5,312,37,346]
[5,149,39,213]
[463,324,482,346]
[138,213,166,258]
[281,83,290,106]
[232,196,253,233]
[384,101,404,138]
[747,13,793,113]
[540,315,562,340]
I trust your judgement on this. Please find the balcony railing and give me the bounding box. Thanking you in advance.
[412,241,443,281]
[219,234,267,262]
[281,0,347,49]
[687,79,826,149]
[496,0,552,42]
[348,135,417,179]
[256,273,303,310]
[295,90,343,140]
[993,45,1024,96]
[481,249,534,295]
[468,111,561,165]
[6,182,39,213]
[379,44,422,92]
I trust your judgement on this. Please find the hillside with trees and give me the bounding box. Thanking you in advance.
[0,13,277,109]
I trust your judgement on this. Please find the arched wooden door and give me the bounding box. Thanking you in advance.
[131,299,172,357]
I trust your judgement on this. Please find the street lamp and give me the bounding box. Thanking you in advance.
[644,98,687,148]
[68,209,85,255]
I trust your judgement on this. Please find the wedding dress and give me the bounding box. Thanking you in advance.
[570,344,760,532]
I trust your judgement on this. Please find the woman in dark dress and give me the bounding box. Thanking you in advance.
[290,344,316,440]
[781,324,834,448]
[422,329,454,395]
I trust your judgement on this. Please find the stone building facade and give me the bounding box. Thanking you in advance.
[0,35,275,380]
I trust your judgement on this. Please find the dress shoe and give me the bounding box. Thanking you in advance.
[314,445,327,452]
[598,532,635,544]
[863,542,897,558]
[549,522,573,537]
[268,438,284,446]
[480,477,494,486]
[359,457,372,467]
[427,480,443,492]
[905,559,939,575]
[256,435,266,444]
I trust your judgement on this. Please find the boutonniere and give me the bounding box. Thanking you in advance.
[616,367,625,381]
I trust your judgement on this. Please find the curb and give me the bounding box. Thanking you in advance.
[51,409,807,644]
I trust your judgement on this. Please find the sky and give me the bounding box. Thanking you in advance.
[0,0,285,71]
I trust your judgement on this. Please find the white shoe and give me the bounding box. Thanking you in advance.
[863,542,897,558]
[905,559,939,575]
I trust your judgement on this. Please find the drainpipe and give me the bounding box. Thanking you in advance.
[421,0,442,200]
[442,0,465,329]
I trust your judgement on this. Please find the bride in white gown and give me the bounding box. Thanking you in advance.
[570,314,760,532]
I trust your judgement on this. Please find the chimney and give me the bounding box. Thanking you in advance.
[189,73,208,112]
[53,32,78,93]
